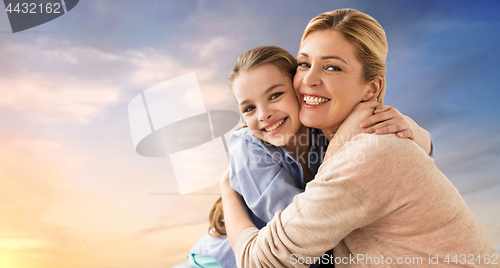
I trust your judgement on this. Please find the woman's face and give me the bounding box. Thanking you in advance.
[294,30,374,134]
[232,63,302,147]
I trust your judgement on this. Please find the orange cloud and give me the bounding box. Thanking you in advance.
[0,133,218,267]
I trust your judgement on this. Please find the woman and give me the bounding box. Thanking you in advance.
[222,9,497,267]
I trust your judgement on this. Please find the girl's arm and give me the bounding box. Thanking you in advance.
[359,104,433,156]
[324,98,435,169]
[220,170,254,251]
[325,99,379,159]
[330,97,434,157]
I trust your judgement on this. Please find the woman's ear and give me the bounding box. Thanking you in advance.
[362,76,383,102]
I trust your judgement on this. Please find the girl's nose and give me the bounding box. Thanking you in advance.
[258,108,274,122]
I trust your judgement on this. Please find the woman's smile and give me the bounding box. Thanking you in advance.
[301,93,331,108]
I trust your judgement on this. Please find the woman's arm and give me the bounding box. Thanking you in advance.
[228,134,421,267]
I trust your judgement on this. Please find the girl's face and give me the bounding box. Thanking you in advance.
[232,63,302,147]
[294,30,376,134]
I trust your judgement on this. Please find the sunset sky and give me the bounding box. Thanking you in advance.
[0,0,499,267]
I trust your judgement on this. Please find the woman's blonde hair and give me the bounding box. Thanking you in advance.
[207,46,298,238]
[302,9,388,104]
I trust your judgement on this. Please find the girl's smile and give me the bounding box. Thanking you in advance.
[261,116,288,135]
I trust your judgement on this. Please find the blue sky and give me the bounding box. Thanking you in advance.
[0,1,499,266]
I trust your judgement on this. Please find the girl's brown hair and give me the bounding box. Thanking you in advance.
[208,196,226,237]
[208,45,297,237]
[228,45,298,90]
[302,9,388,103]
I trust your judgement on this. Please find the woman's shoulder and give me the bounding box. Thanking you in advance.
[348,133,428,158]
[321,133,432,175]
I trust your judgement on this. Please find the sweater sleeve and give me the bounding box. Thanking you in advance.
[235,133,428,267]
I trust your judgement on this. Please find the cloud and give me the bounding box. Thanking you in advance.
[0,71,120,124]
[462,184,500,251]
[197,36,238,61]
[0,38,130,124]
[0,32,242,266]
[433,124,500,196]
[0,131,217,267]
[0,134,79,267]
[0,36,238,125]
[140,185,221,234]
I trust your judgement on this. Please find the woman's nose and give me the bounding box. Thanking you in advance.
[302,66,321,87]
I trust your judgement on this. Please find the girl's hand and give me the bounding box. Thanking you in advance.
[324,98,379,162]
[359,105,414,139]
[359,105,433,155]
[335,97,379,140]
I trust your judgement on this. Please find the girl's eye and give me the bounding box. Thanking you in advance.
[298,62,310,68]
[243,106,255,113]
[270,92,283,100]
[326,65,341,72]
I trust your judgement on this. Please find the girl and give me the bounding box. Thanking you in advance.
[179,45,433,268]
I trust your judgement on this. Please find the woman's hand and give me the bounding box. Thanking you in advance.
[220,166,255,251]
[359,105,433,155]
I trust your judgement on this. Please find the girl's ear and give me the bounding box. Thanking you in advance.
[362,76,383,102]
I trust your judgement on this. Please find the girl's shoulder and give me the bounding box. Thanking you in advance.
[229,128,288,174]
[229,127,281,155]
[231,127,261,144]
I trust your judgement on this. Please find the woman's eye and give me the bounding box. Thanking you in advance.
[325,65,341,72]
[270,92,283,100]
[298,62,310,68]
[243,106,255,113]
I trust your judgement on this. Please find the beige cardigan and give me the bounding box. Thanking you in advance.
[235,134,498,267]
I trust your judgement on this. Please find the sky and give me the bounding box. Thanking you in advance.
[0,0,499,267]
